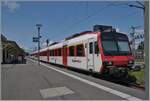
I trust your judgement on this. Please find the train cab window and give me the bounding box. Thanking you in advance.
[89,42,93,54]
[94,41,99,54]
[76,44,84,56]
[69,46,74,56]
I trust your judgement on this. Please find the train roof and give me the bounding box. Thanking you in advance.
[48,42,63,49]
[65,31,93,41]
[67,32,97,46]
[39,47,49,52]
[32,31,97,53]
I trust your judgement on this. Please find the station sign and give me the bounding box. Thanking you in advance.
[33,37,39,42]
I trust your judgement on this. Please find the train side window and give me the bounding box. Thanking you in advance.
[89,42,93,54]
[51,50,53,56]
[53,50,55,56]
[52,50,54,56]
[69,46,74,56]
[57,49,58,56]
[58,48,61,56]
[55,49,57,56]
[50,50,52,56]
[54,49,56,56]
[56,49,58,56]
[44,51,46,56]
[76,44,84,57]
[94,41,99,54]
[43,51,45,56]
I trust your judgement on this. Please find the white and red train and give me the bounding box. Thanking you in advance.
[31,25,134,77]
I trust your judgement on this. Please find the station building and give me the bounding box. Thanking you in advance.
[1,34,25,64]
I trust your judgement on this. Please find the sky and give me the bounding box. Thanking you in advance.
[1,1,144,52]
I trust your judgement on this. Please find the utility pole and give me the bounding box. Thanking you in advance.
[36,24,42,65]
[144,1,149,100]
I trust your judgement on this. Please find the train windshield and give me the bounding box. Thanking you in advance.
[101,32,132,56]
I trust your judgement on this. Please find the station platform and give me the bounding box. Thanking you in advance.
[1,58,145,100]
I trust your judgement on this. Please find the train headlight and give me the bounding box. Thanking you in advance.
[128,60,134,64]
[103,61,113,66]
[108,61,113,65]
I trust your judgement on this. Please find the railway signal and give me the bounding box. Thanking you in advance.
[33,37,39,42]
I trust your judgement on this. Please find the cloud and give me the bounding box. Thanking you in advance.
[4,1,20,12]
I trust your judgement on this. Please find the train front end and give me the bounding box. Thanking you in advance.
[99,31,134,78]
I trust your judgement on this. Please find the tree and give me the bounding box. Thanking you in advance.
[137,41,144,50]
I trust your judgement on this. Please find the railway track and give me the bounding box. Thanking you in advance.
[68,68,145,91]
[100,75,145,91]
[129,83,145,90]
[30,58,145,91]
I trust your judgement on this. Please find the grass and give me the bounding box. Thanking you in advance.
[128,69,145,85]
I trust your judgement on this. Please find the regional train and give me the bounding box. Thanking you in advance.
[31,25,134,77]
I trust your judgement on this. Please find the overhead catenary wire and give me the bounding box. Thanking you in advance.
[60,1,141,35]
[56,1,143,40]
[136,1,144,7]
[62,3,114,35]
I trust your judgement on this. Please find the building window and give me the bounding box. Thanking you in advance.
[69,46,74,56]
[89,42,93,54]
[76,44,84,56]
[94,41,99,54]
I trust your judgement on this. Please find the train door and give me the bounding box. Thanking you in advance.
[63,46,67,66]
[87,38,95,71]
[93,41,102,72]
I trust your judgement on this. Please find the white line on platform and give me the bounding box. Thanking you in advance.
[29,58,143,101]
